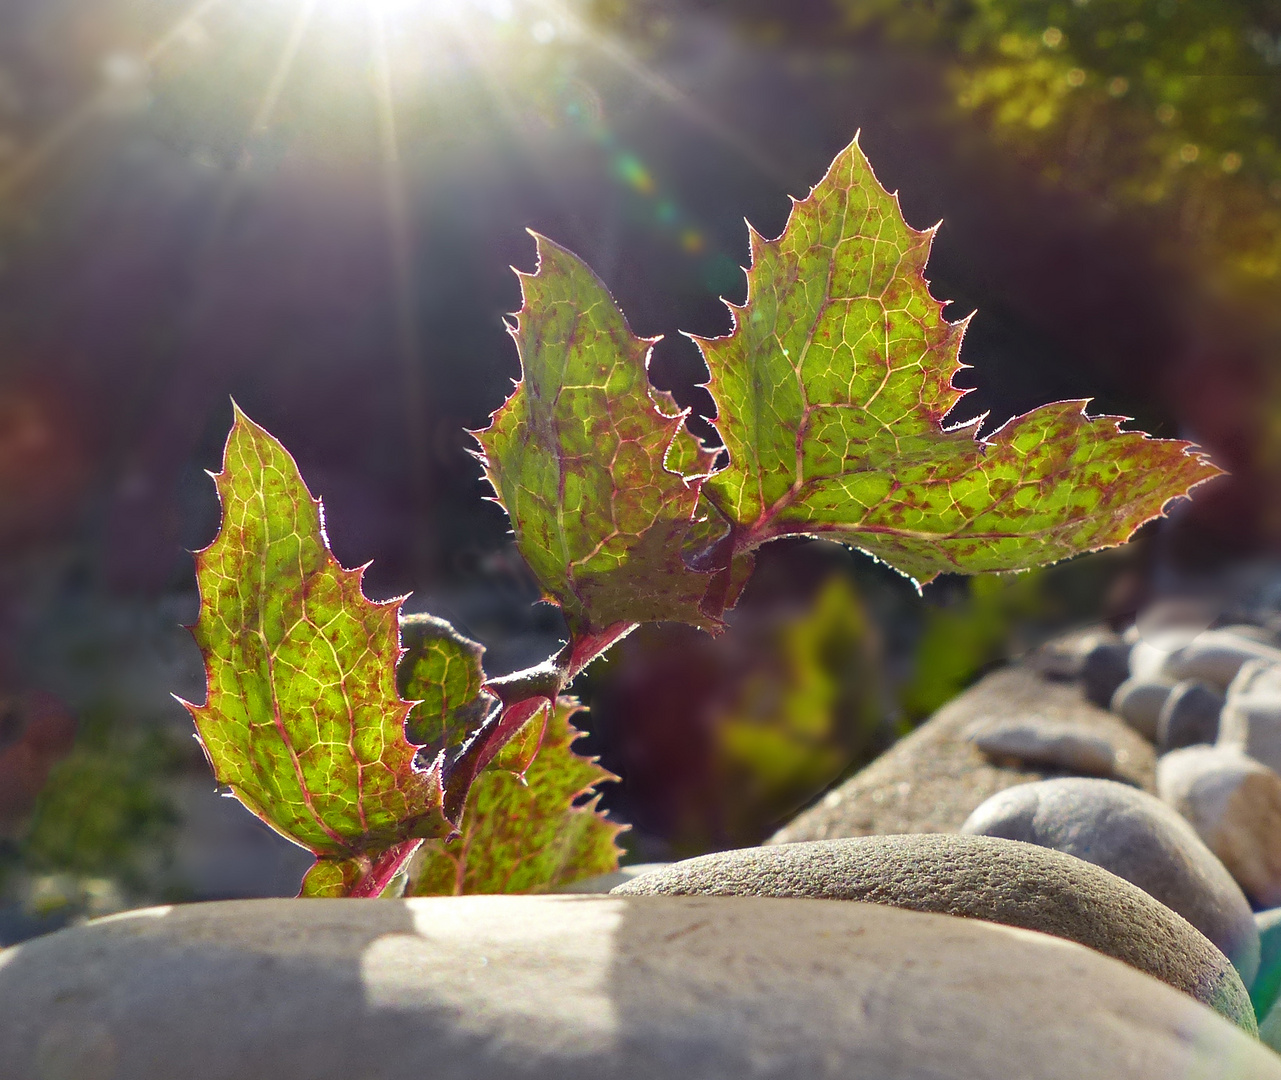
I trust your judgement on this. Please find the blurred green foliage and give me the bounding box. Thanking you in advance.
[597,0,1281,299]
[864,0,1281,298]
[18,732,175,881]
[13,713,177,889]
[711,576,889,842]
[901,552,1128,724]
[902,570,1053,724]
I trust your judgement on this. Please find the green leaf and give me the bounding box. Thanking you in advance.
[695,136,1221,586]
[398,613,494,761]
[181,405,449,890]
[406,698,623,895]
[473,233,728,638]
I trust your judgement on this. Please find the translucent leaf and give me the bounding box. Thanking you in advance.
[407,699,623,895]
[474,234,727,637]
[181,406,449,893]
[695,136,1221,586]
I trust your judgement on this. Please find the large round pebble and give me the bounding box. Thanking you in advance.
[960,777,1258,981]
[1157,679,1224,752]
[1168,630,1281,689]
[1222,660,1281,773]
[1082,639,1133,708]
[1,896,1274,1080]
[1159,745,1281,909]
[615,833,1254,1028]
[1110,678,1173,741]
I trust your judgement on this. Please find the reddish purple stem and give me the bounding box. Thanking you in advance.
[348,838,424,898]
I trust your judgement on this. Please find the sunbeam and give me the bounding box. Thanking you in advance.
[529,0,790,186]
[369,4,432,573]
[0,0,232,200]
[249,0,321,140]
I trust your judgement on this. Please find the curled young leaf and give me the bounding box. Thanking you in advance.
[398,613,495,762]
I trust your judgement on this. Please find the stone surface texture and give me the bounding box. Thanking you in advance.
[772,667,1155,844]
[1029,629,1123,682]
[615,834,1254,1030]
[0,895,1275,1080]
[958,778,1259,981]
[1222,660,1281,774]
[1159,745,1281,910]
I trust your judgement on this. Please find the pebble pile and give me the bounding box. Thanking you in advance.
[9,610,1281,1077]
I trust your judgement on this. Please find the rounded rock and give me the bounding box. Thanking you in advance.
[615,833,1254,1028]
[1082,639,1133,708]
[1168,630,1281,690]
[2,896,1276,1080]
[1159,745,1281,909]
[968,721,1116,776]
[1110,678,1173,742]
[960,777,1258,982]
[1221,660,1281,773]
[1157,680,1224,752]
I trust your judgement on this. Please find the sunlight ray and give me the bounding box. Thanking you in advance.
[193,0,321,262]
[531,0,790,186]
[447,15,593,243]
[370,5,432,571]
[0,0,231,200]
[248,0,321,140]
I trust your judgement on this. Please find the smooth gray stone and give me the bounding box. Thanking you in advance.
[1110,678,1174,742]
[1082,640,1133,708]
[1029,629,1122,682]
[1222,660,1281,774]
[772,667,1155,844]
[1168,630,1281,689]
[615,834,1255,1030]
[1157,680,1224,752]
[960,777,1259,982]
[968,721,1116,776]
[1129,638,1178,681]
[1253,907,1281,1021]
[1159,746,1281,910]
[4,896,1276,1080]
[1220,625,1281,647]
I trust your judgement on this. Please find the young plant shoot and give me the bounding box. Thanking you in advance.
[183,137,1219,896]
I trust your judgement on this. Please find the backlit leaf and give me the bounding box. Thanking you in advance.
[406,698,623,895]
[181,406,449,894]
[695,136,1221,586]
[473,233,727,638]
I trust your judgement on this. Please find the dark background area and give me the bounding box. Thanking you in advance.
[0,0,1278,930]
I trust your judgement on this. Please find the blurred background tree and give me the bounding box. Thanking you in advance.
[0,0,1274,922]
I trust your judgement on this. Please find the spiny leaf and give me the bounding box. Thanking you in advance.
[398,614,495,761]
[695,136,1221,586]
[474,233,728,639]
[181,406,449,887]
[407,698,624,895]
